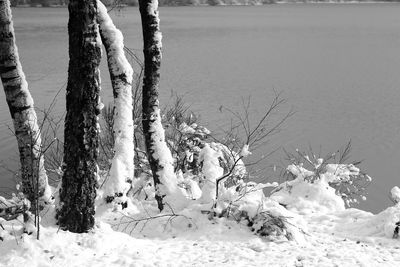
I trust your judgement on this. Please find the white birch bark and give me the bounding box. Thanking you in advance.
[0,0,50,205]
[97,1,134,196]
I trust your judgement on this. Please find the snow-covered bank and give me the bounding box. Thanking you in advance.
[1,109,399,266]
[1,205,400,266]
[1,167,400,266]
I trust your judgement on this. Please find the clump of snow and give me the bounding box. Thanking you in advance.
[154,31,162,50]
[196,141,247,204]
[390,186,400,204]
[178,122,210,137]
[214,181,307,243]
[96,101,104,111]
[324,163,360,183]
[147,0,159,21]
[183,179,202,200]
[282,159,371,209]
[271,175,345,214]
[239,144,252,157]
[197,143,224,203]
[178,122,196,134]
[177,171,202,200]
[286,164,314,179]
[145,0,162,47]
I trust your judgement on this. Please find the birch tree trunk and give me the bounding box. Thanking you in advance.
[57,0,101,233]
[139,0,186,211]
[97,1,134,198]
[0,0,50,206]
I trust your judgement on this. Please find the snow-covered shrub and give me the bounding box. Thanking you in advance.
[325,164,371,206]
[271,174,346,214]
[189,93,291,204]
[0,191,38,238]
[390,186,400,204]
[282,143,371,207]
[212,181,306,242]
[98,90,289,211]
[0,193,30,221]
[100,92,245,203]
[171,122,210,175]
[251,211,294,241]
[197,142,248,203]
[160,95,250,202]
[162,94,208,175]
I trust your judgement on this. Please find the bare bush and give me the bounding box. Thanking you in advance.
[162,93,206,174]
[281,141,372,207]
[211,92,293,201]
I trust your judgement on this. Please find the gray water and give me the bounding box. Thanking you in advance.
[1,4,400,213]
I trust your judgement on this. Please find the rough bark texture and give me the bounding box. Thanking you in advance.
[57,0,101,233]
[97,1,134,197]
[139,0,177,211]
[0,0,49,206]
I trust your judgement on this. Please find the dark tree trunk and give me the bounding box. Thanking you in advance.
[57,0,101,233]
[0,0,50,208]
[139,0,180,211]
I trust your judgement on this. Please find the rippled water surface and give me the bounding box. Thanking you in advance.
[1,4,400,212]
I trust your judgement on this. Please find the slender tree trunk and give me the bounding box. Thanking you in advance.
[57,0,101,233]
[0,0,50,206]
[139,0,185,211]
[97,0,134,197]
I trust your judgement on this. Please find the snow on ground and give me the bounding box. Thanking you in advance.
[1,196,400,266]
[1,160,400,266]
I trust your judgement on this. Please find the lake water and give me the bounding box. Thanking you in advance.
[1,4,400,213]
